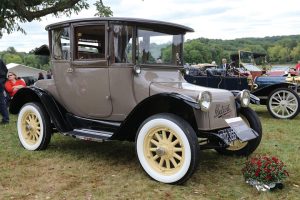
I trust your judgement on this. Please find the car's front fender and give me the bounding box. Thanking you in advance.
[10,87,71,132]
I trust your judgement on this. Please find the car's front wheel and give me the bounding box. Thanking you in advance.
[136,113,199,184]
[267,88,300,119]
[17,102,51,151]
[216,107,262,156]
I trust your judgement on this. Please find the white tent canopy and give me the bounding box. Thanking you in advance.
[7,63,47,79]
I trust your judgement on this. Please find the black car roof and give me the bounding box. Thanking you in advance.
[45,17,194,33]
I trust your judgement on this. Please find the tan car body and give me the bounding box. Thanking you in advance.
[10,18,262,184]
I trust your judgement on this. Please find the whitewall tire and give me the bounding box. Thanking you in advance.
[17,102,51,151]
[136,113,199,184]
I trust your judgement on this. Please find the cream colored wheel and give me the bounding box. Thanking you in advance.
[18,103,51,151]
[143,126,185,176]
[136,113,199,184]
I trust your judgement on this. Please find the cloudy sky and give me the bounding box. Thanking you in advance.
[1,0,300,52]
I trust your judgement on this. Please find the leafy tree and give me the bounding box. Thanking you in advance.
[94,0,113,17]
[6,46,17,54]
[2,53,22,64]
[0,0,89,38]
[291,43,300,62]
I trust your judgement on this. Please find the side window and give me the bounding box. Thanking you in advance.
[74,25,105,60]
[110,24,133,63]
[51,27,70,60]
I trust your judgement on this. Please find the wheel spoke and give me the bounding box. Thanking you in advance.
[150,148,157,152]
[167,132,173,142]
[272,96,281,103]
[150,139,159,146]
[284,107,291,115]
[171,139,179,146]
[165,159,171,169]
[170,157,178,167]
[154,133,162,142]
[152,155,159,161]
[173,153,182,161]
[159,157,164,167]
[276,93,283,101]
[174,147,183,152]
[286,105,296,112]
[162,130,167,140]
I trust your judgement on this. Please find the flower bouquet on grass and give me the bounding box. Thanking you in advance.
[242,155,289,191]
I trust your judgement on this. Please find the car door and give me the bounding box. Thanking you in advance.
[51,23,112,118]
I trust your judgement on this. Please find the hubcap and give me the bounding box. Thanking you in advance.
[270,90,298,118]
[21,111,41,145]
[144,127,185,175]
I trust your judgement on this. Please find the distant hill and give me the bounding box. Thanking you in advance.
[183,35,300,65]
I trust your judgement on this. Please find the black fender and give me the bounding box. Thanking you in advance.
[251,82,297,104]
[111,93,200,141]
[9,87,72,132]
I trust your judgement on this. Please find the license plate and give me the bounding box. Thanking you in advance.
[218,117,258,145]
[217,128,237,145]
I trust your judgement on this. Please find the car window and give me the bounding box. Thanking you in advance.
[51,27,70,60]
[74,25,105,60]
[137,29,183,65]
[110,24,133,63]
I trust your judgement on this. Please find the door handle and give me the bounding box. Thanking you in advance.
[67,67,74,73]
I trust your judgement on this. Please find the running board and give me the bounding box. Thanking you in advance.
[67,128,114,142]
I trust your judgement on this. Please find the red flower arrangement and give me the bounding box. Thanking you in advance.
[242,155,289,184]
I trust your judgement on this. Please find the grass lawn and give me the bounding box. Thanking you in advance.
[0,105,299,199]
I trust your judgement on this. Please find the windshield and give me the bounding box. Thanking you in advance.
[137,29,183,65]
[240,51,254,64]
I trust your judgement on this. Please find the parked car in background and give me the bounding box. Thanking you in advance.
[267,65,298,76]
[9,17,262,184]
[185,50,300,119]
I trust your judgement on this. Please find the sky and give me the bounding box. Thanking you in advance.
[1,0,300,52]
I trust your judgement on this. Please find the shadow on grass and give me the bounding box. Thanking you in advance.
[45,133,245,177]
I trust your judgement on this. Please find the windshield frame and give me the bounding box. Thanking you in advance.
[136,27,184,67]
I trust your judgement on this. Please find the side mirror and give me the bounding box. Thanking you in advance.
[133,65,141,75]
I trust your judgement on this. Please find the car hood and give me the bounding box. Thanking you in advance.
[150,82,234,102]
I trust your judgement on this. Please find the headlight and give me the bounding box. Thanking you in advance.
[240,90,250,107]
[197,91,212,112]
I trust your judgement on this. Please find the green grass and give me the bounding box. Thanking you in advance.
[0,106,299,199]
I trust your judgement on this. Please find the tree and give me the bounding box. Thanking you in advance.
[0,0,89,38]
[94,0,113,17]
[291,43,300,62]
[2,53,23,64]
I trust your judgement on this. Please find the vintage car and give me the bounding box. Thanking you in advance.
[185,52,300,119]
[9,18,262,184]
[266,65,298,76]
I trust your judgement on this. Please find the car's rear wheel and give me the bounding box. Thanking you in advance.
[17,102,51,151]
[216,107,262,156]
[267,88,300,119]
[136,113,199,184]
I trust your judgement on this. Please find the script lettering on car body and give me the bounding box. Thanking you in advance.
[214,104,232,118]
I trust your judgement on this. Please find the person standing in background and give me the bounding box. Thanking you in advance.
[38,72,45,80]
[295,60,300,71]
[0,59,9,124]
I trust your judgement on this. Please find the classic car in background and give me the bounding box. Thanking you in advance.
[9,18,262,184]
[266,65,298,76]
[185,51,300,119]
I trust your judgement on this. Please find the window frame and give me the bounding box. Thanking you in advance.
[71,22,108,64]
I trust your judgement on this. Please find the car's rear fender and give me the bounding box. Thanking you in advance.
[9,87,72,132]
[111,93,199,141]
